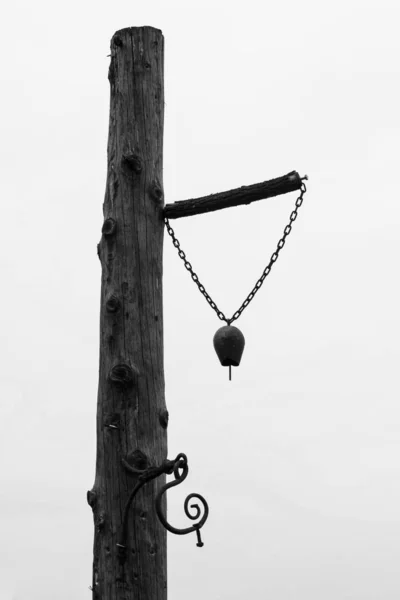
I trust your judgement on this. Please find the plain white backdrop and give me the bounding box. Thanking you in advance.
[1,0,400,598]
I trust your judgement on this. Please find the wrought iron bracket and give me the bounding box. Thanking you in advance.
[117,453,209,561]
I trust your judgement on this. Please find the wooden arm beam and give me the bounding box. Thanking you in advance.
[164,171,305,220]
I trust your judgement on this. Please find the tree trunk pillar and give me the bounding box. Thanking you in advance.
[88,26,167,600]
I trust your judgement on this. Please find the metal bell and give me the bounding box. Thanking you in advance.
[213,325,245,380]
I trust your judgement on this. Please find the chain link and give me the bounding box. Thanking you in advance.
[164,180,307,325]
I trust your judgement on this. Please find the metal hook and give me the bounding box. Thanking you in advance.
[155,454,209,546]
[117,453,209,561]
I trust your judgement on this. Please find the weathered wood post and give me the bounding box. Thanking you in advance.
[88,26,167,599]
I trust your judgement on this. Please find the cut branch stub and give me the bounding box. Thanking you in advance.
[87,489,97,510]
[159,409,169,429]
[102,218,117,237]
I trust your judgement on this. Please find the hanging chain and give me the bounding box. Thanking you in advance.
[164,178,307,325]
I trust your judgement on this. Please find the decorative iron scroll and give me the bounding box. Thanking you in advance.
[155,453,209,547]
[117,452,208,560]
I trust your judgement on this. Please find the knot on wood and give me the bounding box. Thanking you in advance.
[125,449,149,472]
[105,294,120,313]
[102,218,117,237]
[113,34,123,47]
[109,363,138,390]
[123,153,142,174]
[159,409,169,429]
[150,181,163,204]
[87,489,97,510]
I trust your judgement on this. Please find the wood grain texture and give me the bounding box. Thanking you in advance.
[89,27,167,600]
[164,171,303,219]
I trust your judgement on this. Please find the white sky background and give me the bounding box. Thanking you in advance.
[1,0,400,598]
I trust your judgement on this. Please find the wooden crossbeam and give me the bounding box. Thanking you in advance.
[164,171,304,219]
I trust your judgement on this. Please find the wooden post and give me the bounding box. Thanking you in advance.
[88,27,167,599]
